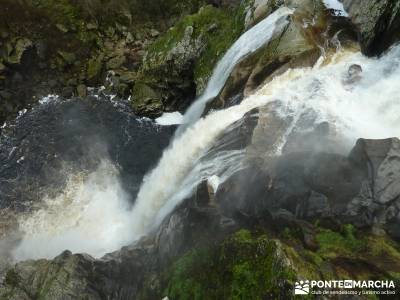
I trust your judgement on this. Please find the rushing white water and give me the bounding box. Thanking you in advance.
[178,7,293,133]
[130,45,400,240]
[12,161,134,260]
[156,112,184,125]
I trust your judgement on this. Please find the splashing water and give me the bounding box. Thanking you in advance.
[12,161,134,260]
[177,7,293,133]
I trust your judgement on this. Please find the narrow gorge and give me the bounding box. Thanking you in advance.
[1,0,400,299]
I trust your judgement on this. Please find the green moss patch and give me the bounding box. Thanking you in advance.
[280,223,400,285]
[316,224,367,258]
[164,229,295,300]
[144,3,248,91]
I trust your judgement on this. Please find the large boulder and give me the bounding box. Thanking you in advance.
[342,0,400,55]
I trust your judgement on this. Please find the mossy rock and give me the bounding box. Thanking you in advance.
[145,5,244,93]
[57,51,76,65]
[0,0,214,123]
[106,55,126,69]
[4,38,33,65]
[0,251,99,300]
[132,2,249,117]
[160,230,296,300]
[281,223,400,285]
[87,54,104,82]
[132,82,164,117]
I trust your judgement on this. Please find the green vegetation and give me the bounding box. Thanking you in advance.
[280,223,400,283]
[4,269,20,287]
[316,224,367,258]
[144,3,249,92]
[164,230,295,300]
[158,225,400,300]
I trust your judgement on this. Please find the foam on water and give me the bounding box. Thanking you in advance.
[12,161,134,260]
[156,112,184,126]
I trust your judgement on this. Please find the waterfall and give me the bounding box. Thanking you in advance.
[130,44,400,240]
[177,7,294,134]
[12,45,400,260]
[9,43,400,261]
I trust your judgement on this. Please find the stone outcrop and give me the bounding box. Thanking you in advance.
[132,2,249,117]
[217,137,400,241]
[342,0,400,55]
[0,0,218,124]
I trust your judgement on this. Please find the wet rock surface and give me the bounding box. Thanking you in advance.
[217,137,400,241]
[342,0,400,55]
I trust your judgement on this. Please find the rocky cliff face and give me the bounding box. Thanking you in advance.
[0,0,199,122]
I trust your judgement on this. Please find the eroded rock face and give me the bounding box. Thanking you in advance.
[245,0,284,29]
[0,0,217,124]
[347,139,400,235]
[342,0,400,55]
[0,245,159,300]
[217,137,400,240]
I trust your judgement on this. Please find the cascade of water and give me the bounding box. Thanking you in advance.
[130,45,400,240]
[177,7,294,134]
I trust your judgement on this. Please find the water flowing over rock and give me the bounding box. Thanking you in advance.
[178,6,294,132]
[205,0,358,114]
